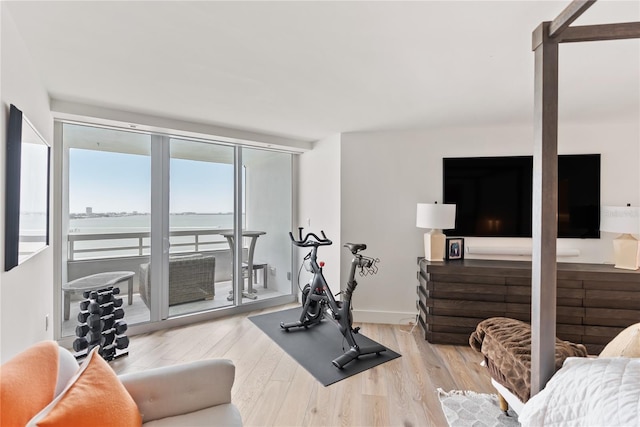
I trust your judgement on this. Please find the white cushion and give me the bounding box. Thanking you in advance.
[55,347,79,397]
[143,404,242,426]
[119,358,237,424]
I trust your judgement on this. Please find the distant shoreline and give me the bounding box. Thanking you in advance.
[67,213,237,235]
[69,212,233,219]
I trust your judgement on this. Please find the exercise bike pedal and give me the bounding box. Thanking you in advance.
[353,326,361,334]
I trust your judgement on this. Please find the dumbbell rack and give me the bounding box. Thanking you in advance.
[72,286,129,361]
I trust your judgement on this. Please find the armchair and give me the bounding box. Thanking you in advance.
[1,341,242,426]
[139,254,215,308]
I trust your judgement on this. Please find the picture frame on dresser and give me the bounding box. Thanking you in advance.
[445,237,464,260]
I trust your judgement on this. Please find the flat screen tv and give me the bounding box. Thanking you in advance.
[443,154,600,238]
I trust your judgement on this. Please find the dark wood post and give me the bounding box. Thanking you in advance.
[531,21,559,396]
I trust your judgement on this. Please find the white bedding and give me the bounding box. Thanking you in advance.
[518,357,640,427]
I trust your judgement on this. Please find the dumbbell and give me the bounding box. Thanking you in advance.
[84,314,103,330]
[86,330,102,345]
[103,332,116,346]
[73,337,88,352]
[77,310,90,323]
[98,309,124,328]
[87,301,102,315]
[114,320,128,335]
[79,300,91,311]
[115,335,129,350]
[100,344,117,361]
[102,329,117,346]
[83,286,117,299]
[82,311,107,329]
[103,316,115,330]
[88,301,115,316]
[103,315,126,330]
[75,324,90,338]
[91,293,113,305]
[90,288,120,304]
[113,307,125,320]
[88,328,116,345]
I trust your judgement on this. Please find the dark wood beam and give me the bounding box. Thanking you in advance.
[550,0,597,38]
[531,21,559,396]
[558,22,640,43]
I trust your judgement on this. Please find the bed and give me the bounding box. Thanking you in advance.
[518,356,640,426]
[470,318,640,425]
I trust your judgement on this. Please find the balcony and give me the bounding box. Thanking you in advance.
[62,228,284,337]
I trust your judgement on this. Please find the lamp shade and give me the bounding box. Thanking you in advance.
[416,203,456,230]
[601,206,640,235]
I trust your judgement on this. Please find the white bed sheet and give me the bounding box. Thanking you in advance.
[518,357,640,427]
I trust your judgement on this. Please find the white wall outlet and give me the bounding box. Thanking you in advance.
[270,266,276,275]
[307,218,311,227]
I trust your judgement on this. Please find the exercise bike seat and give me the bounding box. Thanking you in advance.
[344,243,366,254]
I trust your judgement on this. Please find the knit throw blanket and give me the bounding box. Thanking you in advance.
[469,317,588,402]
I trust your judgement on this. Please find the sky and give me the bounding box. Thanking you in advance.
[69,149,234,214]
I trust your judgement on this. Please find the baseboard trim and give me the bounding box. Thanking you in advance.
[352,309,417,325]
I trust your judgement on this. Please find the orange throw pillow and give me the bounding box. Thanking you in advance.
[0,341,60,426]
[28,347,142,427]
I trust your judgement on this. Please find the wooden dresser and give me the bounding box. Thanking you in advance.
[416,258,640,354]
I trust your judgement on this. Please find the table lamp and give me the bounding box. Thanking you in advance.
[416,202,456,261]
[601,204,640,270]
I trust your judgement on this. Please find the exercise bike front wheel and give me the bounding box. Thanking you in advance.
[301,284,323,323]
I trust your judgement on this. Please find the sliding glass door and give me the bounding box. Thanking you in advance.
[167,138,236,316]
[62,124,152,336]
[240,147,293,303]
[60,123,294,338]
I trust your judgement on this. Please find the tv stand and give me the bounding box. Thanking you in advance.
[416,258,640,354]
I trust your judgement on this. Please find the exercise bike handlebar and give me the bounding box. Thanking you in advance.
[289,227,333,247]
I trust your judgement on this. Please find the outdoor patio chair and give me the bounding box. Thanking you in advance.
[139,254,215,308]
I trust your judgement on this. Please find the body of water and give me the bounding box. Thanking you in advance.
[69,213,235,233]
[68,214,238,259]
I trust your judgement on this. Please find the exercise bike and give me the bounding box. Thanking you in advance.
[280,228,386,369]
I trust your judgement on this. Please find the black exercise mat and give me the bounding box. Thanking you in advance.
[249,307,401,386]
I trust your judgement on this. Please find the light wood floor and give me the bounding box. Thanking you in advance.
[110,304,494,426]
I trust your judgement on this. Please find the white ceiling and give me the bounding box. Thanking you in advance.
[5,1,639,143]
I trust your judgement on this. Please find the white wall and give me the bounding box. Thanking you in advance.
[298,134,341,290]
[1,6,54,362]
[339,117,639,324]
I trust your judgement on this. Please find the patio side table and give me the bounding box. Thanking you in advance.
[63,271,135,320]
[221,230,266,300]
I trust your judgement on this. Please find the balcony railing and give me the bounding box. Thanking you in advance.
[68,228,233,261]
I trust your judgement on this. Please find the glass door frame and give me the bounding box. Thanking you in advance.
[231,147,243,306]
[149,134,169,321]
[54,121,297,342]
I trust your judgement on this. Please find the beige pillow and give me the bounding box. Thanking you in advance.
[599,322,640,357]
